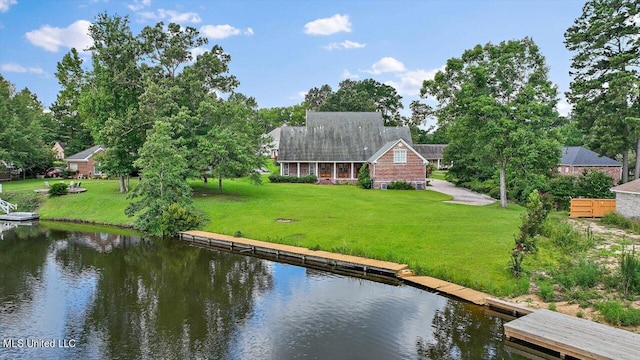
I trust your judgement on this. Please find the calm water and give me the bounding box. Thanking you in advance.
[0,223,525,360]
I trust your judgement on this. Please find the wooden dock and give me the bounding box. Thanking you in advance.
[180,230,412,277]
[504,309,640,360]
[402,276,488,305]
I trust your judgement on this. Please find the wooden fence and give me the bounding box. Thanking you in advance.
[569,199,616,218]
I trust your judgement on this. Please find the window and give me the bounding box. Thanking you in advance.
[394,150,407,163]
[309,163,316,175]
[69,163,78,171]
[93,162,103,175]
[283,163,289,176]
[337,163,349,178]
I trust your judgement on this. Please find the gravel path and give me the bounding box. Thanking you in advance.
[428,178,496,206]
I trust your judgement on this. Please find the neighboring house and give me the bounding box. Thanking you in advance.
[52,142,66,160]
[414,144,448,169]
[278,112,428,189]
[611,179,640,219]
[65,145,105,178]
[558,146,622,184]
[262,127,281,159]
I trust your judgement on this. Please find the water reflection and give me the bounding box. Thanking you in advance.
[0,224,525,359]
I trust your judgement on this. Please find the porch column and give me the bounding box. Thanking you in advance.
[315,162,319,177]
[333,162,337,180]
[297,162,300,177]
[350,162,354,179]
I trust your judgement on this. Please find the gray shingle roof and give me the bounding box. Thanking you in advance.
[65,145,105,161]
[278,112,412,162]
[414,144,447,159]
[560,146,621,166]
[612,179,640,193]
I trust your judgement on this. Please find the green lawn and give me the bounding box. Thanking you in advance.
[1,176,527,296]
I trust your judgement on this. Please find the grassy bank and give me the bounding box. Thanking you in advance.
[2,177,527,296]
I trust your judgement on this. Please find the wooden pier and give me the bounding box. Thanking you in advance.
[402,276,488,305]
[504,309,640,360]
[180,230,412,277]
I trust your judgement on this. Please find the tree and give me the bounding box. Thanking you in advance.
[125,121,202,236]
[421,38,560,207]
[197,94,265,193]
[304,79,404,126]
[80,13,145,193]
[0,76,52,177]
[51,48,94,156]
[565,0,640,182]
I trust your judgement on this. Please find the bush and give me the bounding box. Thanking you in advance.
[601,213,640,233]
[268,174,317,183]
[548,175,577,210]
[387,181,414,190]
[48,183,68,197]
[620,248,640,295]
[357,164,371,189]
[538,281,555,302]
[596,301,640,326]
[577,170,615,199]
[159,203,206,237]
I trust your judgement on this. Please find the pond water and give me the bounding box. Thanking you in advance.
[0,223,526,359]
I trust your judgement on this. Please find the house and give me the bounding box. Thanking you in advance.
[558,146,622,183]
[65,145,105,178]
[611,179,640,220]
[262,127,281,159]
[414,144,448,169]
[278,112,428,189]
[51,142,66,160]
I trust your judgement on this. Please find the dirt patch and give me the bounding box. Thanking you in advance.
[275,218,296,223]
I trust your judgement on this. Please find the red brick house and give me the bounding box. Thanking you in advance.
[369,139,428,189]
[278,112,428,189]
[558,146,622,183]
[64,145,105,178]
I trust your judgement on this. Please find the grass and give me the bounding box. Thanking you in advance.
[2,176,528,296]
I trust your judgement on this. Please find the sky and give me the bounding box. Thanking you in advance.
[0,0,587,118]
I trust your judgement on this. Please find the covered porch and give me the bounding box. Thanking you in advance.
[280,162,364,183]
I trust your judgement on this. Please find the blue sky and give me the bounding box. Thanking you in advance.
[0,0,586,117]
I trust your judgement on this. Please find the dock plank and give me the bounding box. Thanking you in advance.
[182,230,409,273]
[504,309,640,360]
[402,276,488,305]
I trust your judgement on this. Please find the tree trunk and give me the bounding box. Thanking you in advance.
[499,163,507,208]
[636,136,640,180]
[218,177,223,193]
[119,175,126,193]
[203,175,208,183]
[622,150,629,184]
[126,176,130,191]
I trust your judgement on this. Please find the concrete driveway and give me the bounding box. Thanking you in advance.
[428,179,496,206]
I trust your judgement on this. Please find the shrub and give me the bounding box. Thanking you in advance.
[387,181,414,190]
[601,213,640,233]
[548,175,578,210]
[48,183,68,197]
[159,203,206,237]
[619,248,640,295]
[268,174,317,183]
[596,301,640,326]
[538,281,555,302]
[548,303,557,311]
[576,170,615,199]
[357,164,371,189]
[515,190,550,254]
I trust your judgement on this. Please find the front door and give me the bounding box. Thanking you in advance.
[319,163,332,178]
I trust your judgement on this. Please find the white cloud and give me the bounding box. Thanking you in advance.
[362,57,406,75]
[556,98,573,117]
[1,63,45,75]
[324,40,365,50]
[127,0,151,11]
[304,14,351,36]
[385,67,443,96]
[25,20,93,53]
[341,69,359,79]
[190,46,207,59]
[0,0,17,12]
[289,91,307,100]
[139,9,201,23]
[200,24,254,39]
